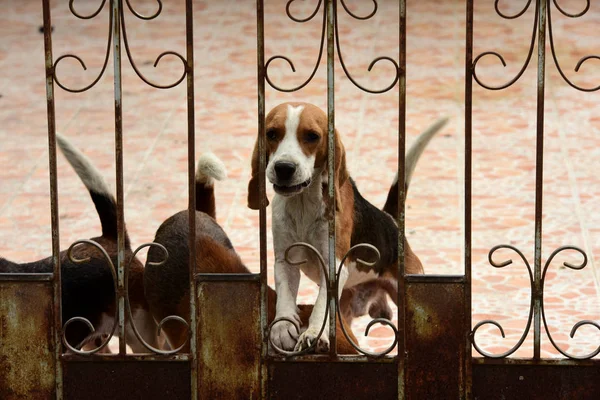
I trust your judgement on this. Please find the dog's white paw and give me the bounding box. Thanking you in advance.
[270,315,300,351]
[294,327,329,353]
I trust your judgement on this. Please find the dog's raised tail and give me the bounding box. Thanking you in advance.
[56,134,120,242]
[383,117,449,219]
[195,152,227,219]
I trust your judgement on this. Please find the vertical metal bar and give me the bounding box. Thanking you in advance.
[111,0,126,356]
[397,0,407,397]
[533,0,547,360]
[326,0,337,356]
[185,0,198,397]
[256,0,268,397]
[42,0,62,396]
[465,0,474,396]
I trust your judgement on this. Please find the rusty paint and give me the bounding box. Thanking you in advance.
[473,363,600,400]
[255,0,269,397]
[63,360,190,399]
[404,279,467,399]
[0,281,55,399]
[197,278,261,398]
[185,0,198,397]
[268,361,398,399]
[464,0,473,397]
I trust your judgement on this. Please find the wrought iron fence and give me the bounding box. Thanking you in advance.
[0,0,598,399]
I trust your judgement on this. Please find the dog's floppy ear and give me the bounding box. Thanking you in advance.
[247,136,269,210]
[334,129,349,212]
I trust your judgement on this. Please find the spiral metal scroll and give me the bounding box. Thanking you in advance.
[265,0,326,92]
[268,242,330,356]
[334,0,399,93]
[471,245,535,358]
[335,243,398,356]
[547,0,600,92]
[269,242,398,356]
[473,0,599,92]
[541,246,600,359]
[53,0,186,93]
[54,0,113,93]
[472,0,538,90]
[120,0,188,89]
[265,0,399,93]
[62,239,118,355]
[124,242,190,355]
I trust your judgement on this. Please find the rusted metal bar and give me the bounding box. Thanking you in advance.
[326,0,337,358]
[196,279,261,398]
[62,354,190,362]
[533,0,547,360]
[473,357,600,367]
[465,0,474,396]
[196,273,260,282]
[0,281,56,399]
[256,0,268,396]
[472,363,600,400]
[110,0,126,357]
[0,273,53,281]
[404,279,467,399]
[41,0,62,396]
[397,0,407,397]
[185,0,198,397]
[268,361,398,399]
[270,355,396,363]
[63,361,191,399]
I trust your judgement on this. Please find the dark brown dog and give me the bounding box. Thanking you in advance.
[0,135,159,352]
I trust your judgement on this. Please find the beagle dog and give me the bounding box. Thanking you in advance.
[247,102,447,352]
[0,135,160,353]
[144,153,394,354]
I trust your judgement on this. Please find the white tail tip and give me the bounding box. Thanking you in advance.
[196,152,227,186]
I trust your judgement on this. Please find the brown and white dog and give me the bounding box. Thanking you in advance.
[143,153,400,354]
[0,135,159,353]
[247,102,447,352]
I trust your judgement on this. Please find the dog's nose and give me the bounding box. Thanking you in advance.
[274,161,296,181]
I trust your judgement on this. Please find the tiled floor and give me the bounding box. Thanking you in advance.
[1,0,599,357]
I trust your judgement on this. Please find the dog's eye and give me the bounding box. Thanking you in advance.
[266,129,277,141]
[305,131,320,143]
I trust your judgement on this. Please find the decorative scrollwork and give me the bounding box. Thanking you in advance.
[62,239,118,355]
[54,0,186,92]
[541,246,600,359]
[494,0,533,19]
[335,243,398,356]
[473,0,599,92]
[269,242,397,356]
[472,0,538,90]
[547,1,599,92]
[334,0,399,93]
[265,0,326,92]
[124,0,163,20]
[119,0,188,89]
[268,242,331,356]
[552,0,589,18]
[339,0,377,20]
[471,245,534,358]
[124,242,190,355]
[69,0,107,20]
[53,2,113,93]
[265,0,398,93]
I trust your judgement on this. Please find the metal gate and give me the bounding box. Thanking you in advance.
[0,0,599,399]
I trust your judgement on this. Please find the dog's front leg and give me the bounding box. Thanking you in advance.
[271,258,301,351]
[295,261,349,353]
